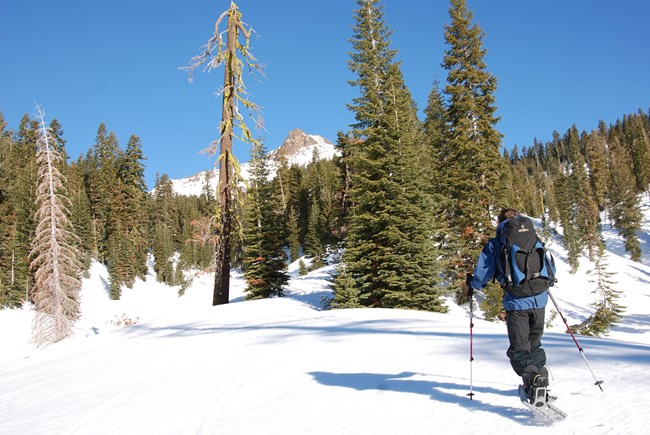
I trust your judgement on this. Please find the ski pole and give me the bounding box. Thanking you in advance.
[466,273,475,400]
[548,289,604,392]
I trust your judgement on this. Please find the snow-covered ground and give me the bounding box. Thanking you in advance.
[1,205,649,434]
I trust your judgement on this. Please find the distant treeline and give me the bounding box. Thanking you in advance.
[1,0,648,329]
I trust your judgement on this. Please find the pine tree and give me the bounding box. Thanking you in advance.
[554,173,582,271]
[150,174,177,285]
[0,113,23,307]
[11,114,39,303]
[440,0,506,300]
[346,0,396,134]
[66,158,94,273]
[335,132,354,232]
[421,78,448,239]
[30,108,82,345]
[333,1,443,311]
[88,123,121,263]
[542,174,559,225]
[330,263,361,309]
[304,196,325,266]
[200,170,216,208]
[422,79,447,162]
[567,126,602,261]
[106,188,131,299]
[151,220,175,285]
[479,280,505,321]
[80,147,100,260]
[47,118,68,161]
[608,137,642,262]
[117,135,149,281]
[625,114,650,192]
[286,208,301,263]
[242,140,288,299]
[303,150,340,265]
[272,158,301,261]
[585,124,609,211]
[574,245,624,336]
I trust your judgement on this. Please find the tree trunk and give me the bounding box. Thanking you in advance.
[213,7,238,306]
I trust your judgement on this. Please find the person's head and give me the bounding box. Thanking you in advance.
[497,208,519,223]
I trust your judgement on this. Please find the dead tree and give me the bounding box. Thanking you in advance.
[183,2,262,305]
[30,107,82,345]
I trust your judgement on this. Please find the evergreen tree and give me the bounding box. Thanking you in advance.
[30,108,81,345]
[554,173,582,271]
[567,126,602,261]
[585,124,609,210]
[440,0,506,300]
[335,131,354,232]
[286,208,301,263]
[151,220,175,285]
[80,147,100,259]
[47,119,68,161]
[330,264,361,308]
[272,158,301,261]
[542,173,559,225]
[574,245,624,336]
[242,140,288,299]
[608,137,642,262]
[116,134,149,282]
[479,281,505,321]
[304,195,324,266]
[346,0,396,134]
[106,190,131,299]
[151,174,177,285]
[303,150,341,263]
[0,113,24,307]
[66,158,94,273]
[625,114,650,192]
[422,78,447,163]
[421,78,448,240]
[200,170,216,208]
[333,2,443,311]
[87,123,121,263]
[11,114,39,303]
[376,64,443,310]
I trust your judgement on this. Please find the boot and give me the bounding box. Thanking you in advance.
[532,366,549,388]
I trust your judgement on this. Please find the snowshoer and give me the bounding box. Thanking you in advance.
[469,208,556,404]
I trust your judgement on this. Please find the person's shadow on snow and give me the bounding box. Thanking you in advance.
[309,371,544,426]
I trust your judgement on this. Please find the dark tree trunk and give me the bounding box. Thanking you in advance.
[213,7,238,306]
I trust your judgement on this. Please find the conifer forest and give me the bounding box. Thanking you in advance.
[1,0,648,345]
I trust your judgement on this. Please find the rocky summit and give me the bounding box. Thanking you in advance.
[169,129,338,196]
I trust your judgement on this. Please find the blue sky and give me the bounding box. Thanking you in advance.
[2,0,649,189]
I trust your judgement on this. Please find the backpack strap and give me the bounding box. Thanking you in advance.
[542,247,557,286]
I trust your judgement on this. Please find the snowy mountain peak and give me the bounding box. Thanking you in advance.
[269,128,338,166]
[169,129,338,197]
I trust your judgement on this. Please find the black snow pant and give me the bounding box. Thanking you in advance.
[505,307,546,378]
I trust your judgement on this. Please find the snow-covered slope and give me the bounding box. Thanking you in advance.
[1,205,649,434]
[170,129,338,196]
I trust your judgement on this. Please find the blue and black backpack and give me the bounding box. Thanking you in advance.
[500,215,556,297]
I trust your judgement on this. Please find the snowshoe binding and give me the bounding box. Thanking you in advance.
[529,372,549,407]
[518,384,567,423]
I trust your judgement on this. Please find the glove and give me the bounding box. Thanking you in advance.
[466,273,474,298]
